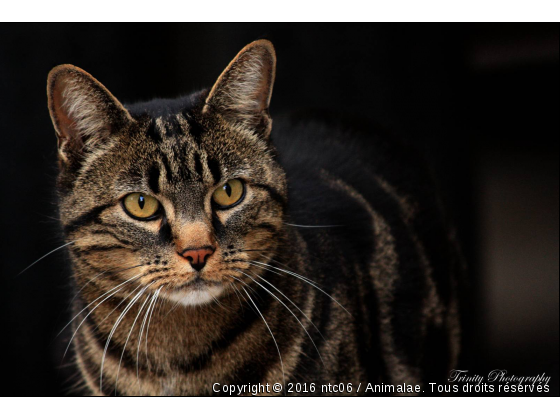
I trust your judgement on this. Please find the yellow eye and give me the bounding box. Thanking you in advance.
[123,193,160,220]
[212,179,245,209]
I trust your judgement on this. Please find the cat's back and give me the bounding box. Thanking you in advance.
[272,115,462,384]
[272,114,445,251]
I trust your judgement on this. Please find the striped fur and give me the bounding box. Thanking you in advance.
[47,40,461,395]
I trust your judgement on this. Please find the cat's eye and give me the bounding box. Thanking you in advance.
[123,193,161,220]
[212,179,245,209]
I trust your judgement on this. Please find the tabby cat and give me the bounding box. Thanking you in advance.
[47,40,461,396]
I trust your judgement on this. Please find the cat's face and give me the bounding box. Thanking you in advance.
[48,40,286,306]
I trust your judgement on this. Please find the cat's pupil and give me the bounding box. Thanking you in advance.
[223,183,232,197]
[138,195,145,209]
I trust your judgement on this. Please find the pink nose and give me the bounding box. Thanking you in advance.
[179,247,215,271]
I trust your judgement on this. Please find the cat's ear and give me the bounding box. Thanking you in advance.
[203,40,276,137]
[47,65,133,166]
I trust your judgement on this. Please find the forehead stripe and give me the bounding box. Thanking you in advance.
[159,153,175,184]
[147,164,160,194]
[206,157,222,184]
[146,119,163,144]
[183,112,204,146]
[193,151,204,181]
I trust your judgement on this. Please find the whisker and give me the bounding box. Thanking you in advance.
[242,287,286,393]
[237,270,325,366]
[228,278,252,309]
[246,261,309,285]
[284,223,344,228]
[210,293,228,311]
[250,260,351,315]
[100,286,146,393]
[18,241,75,276]
[62,281,134,360]
[115,288,153,394]
[136,289,159,384]
[93,283,146,334]
[229,283,245,309]
[257,254,317,283]
[70,264,143,305]
[244,270,324,339]
[69,268,113,305]
[229,276,264,318]
[58,273,143,338]
[230,275,259,299]
[244,261,286,278]
[144,286,163,369]
[165,296,183,317]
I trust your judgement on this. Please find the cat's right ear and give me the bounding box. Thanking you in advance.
[47,65,133,167]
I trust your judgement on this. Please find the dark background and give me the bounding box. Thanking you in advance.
[0,24,557,396]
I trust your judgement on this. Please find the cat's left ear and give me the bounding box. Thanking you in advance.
[203,40,276,137]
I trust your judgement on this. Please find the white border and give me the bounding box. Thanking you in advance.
[1,396,558,420]
[1,1,560,22]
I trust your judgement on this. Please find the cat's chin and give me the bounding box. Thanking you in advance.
[162,284,224,307]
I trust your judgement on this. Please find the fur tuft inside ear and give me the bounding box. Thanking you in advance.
[203,40,276,136]
[47,65,132,164]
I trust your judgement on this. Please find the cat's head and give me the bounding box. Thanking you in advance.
[47,40,287,306]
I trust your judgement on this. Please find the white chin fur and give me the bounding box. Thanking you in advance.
[163,285,224,307]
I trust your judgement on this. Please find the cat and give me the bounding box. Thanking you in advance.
[47,40,461,396]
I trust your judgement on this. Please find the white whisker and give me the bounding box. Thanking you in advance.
[229,282,245,309]
[242,288,286,393]
[100,286,146,393]
[237,270,325,366]
[18,241,75,275]
[250,260,351,315]
[69,264,142,305]
[93,283,145,332]
[248,259,317,284]
[229,278,252,308]
[144,286,163,368]
[114,288,152,394]
[244,270,324,339]
[136,289,159,383]
[58,273,142,339]
[63,282,129,359]
[284,223,344,228]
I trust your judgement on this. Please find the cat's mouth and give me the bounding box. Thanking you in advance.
[161,276,226,307]
[173,276,217,291]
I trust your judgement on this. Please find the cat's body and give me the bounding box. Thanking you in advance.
[48,41,461,396]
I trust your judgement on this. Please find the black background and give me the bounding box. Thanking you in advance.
[0,24,558,396]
